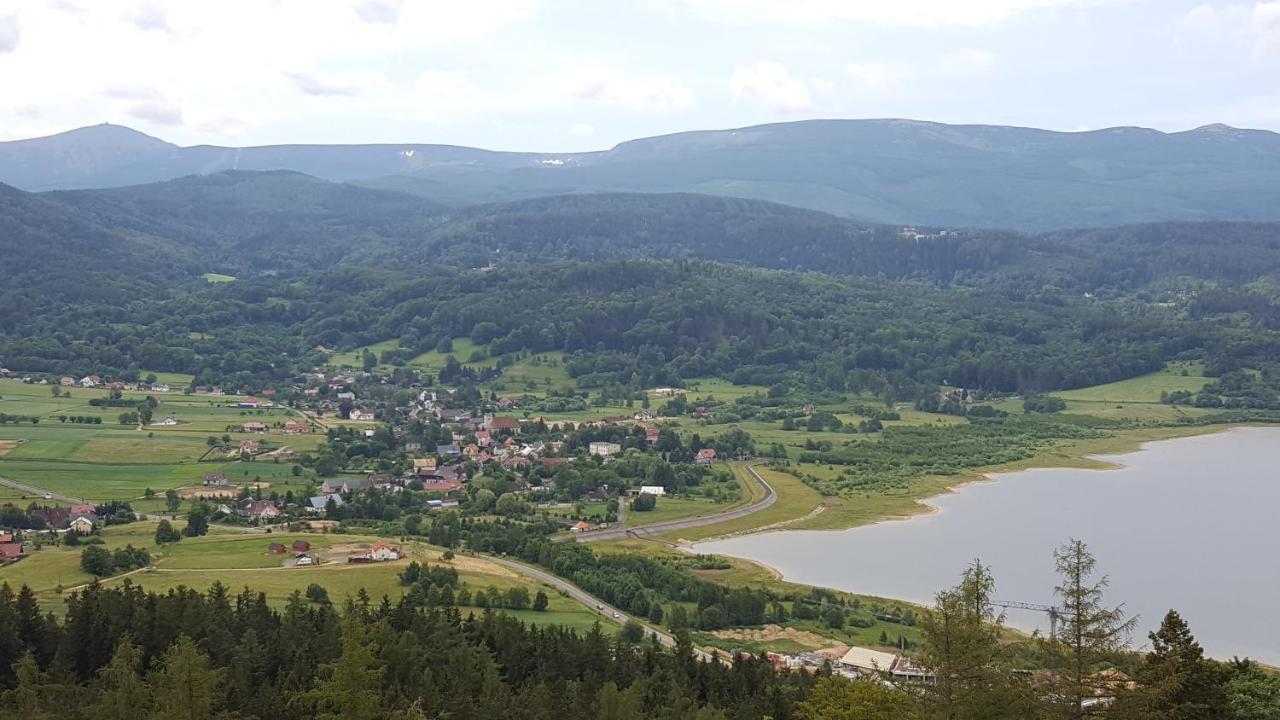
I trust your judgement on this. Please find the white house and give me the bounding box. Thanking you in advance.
[639,486,666,496]
[589,441,621,457]
[150,417,179,426]
[350,409,375,421]
[369,542,400,561]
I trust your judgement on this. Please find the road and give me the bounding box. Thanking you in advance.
[0,476,85,504]
[575,464,775,543]
[485,554,717,662]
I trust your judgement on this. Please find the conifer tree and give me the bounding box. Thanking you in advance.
[93,638,150,720]
[150,635,221,720]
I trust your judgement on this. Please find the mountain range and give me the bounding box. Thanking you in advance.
[4,119,1280,231]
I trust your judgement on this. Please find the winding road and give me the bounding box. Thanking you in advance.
[574,464,776,543]
[485,554,717,662]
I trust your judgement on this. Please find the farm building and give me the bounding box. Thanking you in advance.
[292,540,311,552]
[267,543,287,554]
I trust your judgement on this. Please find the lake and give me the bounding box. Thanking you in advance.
[692,427,1280,664]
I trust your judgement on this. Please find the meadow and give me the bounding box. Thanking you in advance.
[0,379,319,502]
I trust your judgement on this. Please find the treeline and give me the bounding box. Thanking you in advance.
[0,581,815,719]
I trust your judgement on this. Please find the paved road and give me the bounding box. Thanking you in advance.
[0,476,85,504]
[485,554,717,662]
[575,464,775,543]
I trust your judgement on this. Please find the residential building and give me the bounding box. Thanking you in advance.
[589,441,622,457]
[639,486,666,496]
[695,448,718,464]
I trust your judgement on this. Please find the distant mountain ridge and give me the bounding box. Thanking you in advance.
[3,119,1280,230]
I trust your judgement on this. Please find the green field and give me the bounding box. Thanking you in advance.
[624,494,745,528]
[2,521,602,629]
[0,379,320,502]
[1055,362,1208,403]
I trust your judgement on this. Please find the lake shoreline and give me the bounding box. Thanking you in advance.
[692,425,1280,664]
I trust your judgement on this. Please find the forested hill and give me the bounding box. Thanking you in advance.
[7,119,1280,230]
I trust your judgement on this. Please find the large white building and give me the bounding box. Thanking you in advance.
[589,441,621,457]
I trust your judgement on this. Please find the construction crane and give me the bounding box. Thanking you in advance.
[992,600,1062,639]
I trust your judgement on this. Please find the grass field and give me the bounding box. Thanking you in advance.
[624,494,744,527]
[1055,362,1208,403]
[0,379,319,502]
[1,521,602,631]
[408,338,494,373]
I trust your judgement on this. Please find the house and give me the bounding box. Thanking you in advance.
[68,515,96,534]
[239,440,261,454]
[412,457,437,475]
[421,478,463,494]
[241,422,267,434]
[589,441,621,457]
[487,415,520,433]
[267,542,287,554]
[838,647,934,682]
[0,543,23,561]
[320,477,374,495]
[436,444,461,457]
[645,427,661,443]
[202,472,228,487]
[79,374,101,388]
[291,540,311,552]
[308,494,344,512]
[336,391,356,401]
[474,430,492,447]
[695,448,718,464]
[282,419,311,434]
[571,521,591,533]
[369,542,400,561]
[0,533,12,544]
[295,554,315,566]
[634,409,653,421]
[350,409,376,422]
[240,500,280,522]
[150,417,179,426]
[639,486,666,496]
[59,376,75,386]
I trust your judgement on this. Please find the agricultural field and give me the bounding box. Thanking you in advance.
[0,379,318,503]
[1,520,602,627]
[624,494,746,528]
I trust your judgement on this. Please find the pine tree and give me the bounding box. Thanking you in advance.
[149,635,222,720]
[1049,539,1136,720]
[797,676,920,720]
[306,622,385,720]
[914,560,1036,719]
[1137,610,1230,720]
[94,638,150,720]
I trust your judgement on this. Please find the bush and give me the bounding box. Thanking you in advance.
[306,583,330,604]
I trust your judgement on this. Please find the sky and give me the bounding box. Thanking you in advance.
[0,0,1278,150]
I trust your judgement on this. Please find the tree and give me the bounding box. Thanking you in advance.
[630,493,656,512]
[533,590,549,611]
[154,519,181,544]
[306,624,385,720]
[619,620,645,643]
[1136,610,1230,720]
[81,545,114,576]
[306,583,331,605]
[1050,539,1136,719]
[1225,660,1280,720]
[797,676,920,720]
[94,638,151,720]
[914,560,1035,719]
[164,489,180,513]
[149,635,221,720]
[183,504,210,537]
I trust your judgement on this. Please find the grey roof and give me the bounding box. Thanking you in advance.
[309,494,345,510]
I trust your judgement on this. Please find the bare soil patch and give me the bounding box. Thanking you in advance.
[711,624,849,657]
[177,481,271,499]
[0,439,26,457]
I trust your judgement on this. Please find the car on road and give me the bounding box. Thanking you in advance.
[612,612,620,619]
[596,604,603,610]
[43,493,52,500]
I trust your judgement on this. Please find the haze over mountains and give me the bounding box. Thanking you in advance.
[4,119,1280,231]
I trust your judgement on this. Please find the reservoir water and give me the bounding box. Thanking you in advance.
[692,427,1280,664]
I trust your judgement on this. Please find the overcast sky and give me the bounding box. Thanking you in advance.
[1,0,1278,150]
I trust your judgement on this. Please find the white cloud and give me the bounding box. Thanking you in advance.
[844,61,911,94]
[128,100,182,125]
[1255,2,1280,58]
[0,13,18,52]
[730,60,814,113]
[104,82,161,100]
[662,0,1125,29]
[566,66,695,112]
[940,48,998,75]
[127,2,168,32]
[1180,2,1280,60]
[353,0,402,24]
[569,122,595,136]
[285,71,380,97]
